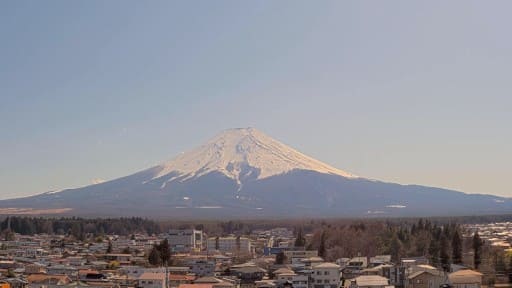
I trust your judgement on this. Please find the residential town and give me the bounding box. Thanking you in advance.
[0,222,501,288]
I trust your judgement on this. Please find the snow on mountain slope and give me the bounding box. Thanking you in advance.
[153,128,356,187]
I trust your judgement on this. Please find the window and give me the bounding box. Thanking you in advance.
[324,271,329,275]
[324,280,329,284]
[317,271,321,275]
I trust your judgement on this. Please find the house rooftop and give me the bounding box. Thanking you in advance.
[314,263,340,269]
[138,272,166,281]
[273,268,294,275]
[355,275,389,287]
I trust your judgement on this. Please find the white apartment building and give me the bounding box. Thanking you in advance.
[166,229,203,252]
[311,262,341,288]
[207,237,252,254]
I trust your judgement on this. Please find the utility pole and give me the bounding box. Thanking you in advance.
[165,261,169,288]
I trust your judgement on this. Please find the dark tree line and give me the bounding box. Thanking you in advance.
[0,217,160,239]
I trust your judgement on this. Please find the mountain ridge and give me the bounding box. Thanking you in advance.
[0,127,510,218]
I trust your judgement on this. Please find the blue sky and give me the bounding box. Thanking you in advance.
[1,0,511,199]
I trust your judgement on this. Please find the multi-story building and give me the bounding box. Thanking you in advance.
[187,259,216,277]
[207,237,252,254]
[311,263,341,288]
[167,230,203,253]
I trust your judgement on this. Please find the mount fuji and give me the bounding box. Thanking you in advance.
[1,128,511,218]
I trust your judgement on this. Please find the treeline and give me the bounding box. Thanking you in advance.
[159,214,512,236]
[303,219,490,273]
[0,217,160,239]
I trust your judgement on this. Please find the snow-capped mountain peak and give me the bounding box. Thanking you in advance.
[152,128,356,186]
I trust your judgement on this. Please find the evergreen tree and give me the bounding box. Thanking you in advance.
[495,253,506,274]
[318,230,327,258]
[429,237,440,267]
[418,219,425,230]
[159,239,171,265]
[106,240,113,253]
[440,234,451,271]
[148,245,162,266]
[452,229,463,264]
[390,234,403,264]
[294,227,306,247]
[473,232,483,269]
[275,251,287,265]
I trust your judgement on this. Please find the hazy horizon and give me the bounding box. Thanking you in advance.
[1,1,511,199]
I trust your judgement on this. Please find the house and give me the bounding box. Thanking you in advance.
[191,276,236,288]
[187,260,216,277]
[169,275,196,288]
[348,258,368,269]
[104,254,132,265]
[79,269,107,282]
[369,256,391,268]
[311,263,341,288]
[230,265,266,285]
[67,257,86,267]
[0,261,17,270]
[283,251,318,265]
[448,270,482,288]
[119,266,165,278]
[212,255,232,266]
[272,268,295,279]
[301,257,325,268]
[1,278,28,288]
[25,264,47,274]
[179,284,234,288]
[168,267,192,275]
[275,272,308,288]
[138,272,166,288]
[406,270,446,288]
[401,258,429,268]
[343,258,367,279]
[46,265,78,277]
[254,280,276,288]
[26,274,72,288]
[350,275,390,288]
